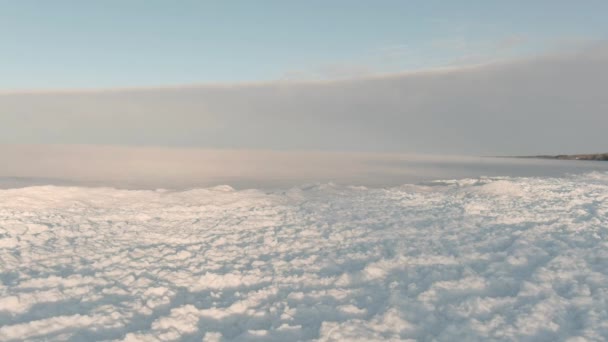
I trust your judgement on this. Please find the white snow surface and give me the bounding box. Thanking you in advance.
[1,173,608,341]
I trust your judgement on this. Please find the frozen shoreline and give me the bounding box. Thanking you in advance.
[1,173,608,340]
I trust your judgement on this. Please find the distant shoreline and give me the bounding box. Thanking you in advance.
[502,153,608,161]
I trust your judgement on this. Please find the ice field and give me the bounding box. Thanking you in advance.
[1,173,608,341]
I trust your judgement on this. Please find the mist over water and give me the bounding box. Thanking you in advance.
[1,145,608,190]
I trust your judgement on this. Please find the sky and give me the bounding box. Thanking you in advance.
[1,1,607,168]
[2,0,608,89]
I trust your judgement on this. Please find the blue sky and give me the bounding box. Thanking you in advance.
[2,0,607,89]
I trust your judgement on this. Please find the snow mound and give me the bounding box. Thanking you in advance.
[1,174,608,341]
[474,180,525,197]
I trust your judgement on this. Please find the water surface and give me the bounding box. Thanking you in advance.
[1,145,608,189]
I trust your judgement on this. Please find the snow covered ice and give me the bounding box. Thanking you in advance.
[1,173,608,341]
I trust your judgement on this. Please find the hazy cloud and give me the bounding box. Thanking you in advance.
[1,45,607,155]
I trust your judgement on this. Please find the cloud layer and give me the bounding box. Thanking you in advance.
[1,45,607,155]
